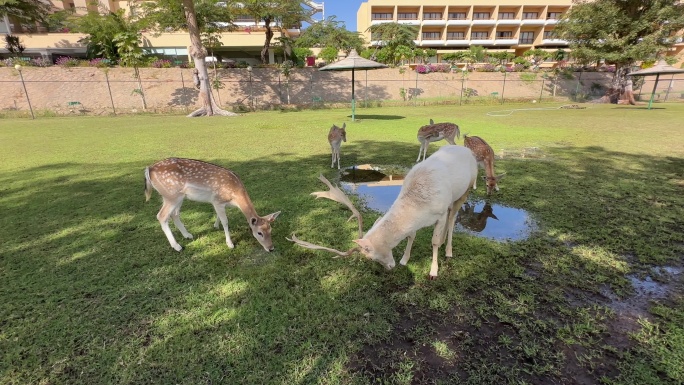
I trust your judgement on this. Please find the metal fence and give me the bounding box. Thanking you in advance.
[2,67,683,118]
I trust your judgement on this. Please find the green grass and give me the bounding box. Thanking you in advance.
[1,103,683,384]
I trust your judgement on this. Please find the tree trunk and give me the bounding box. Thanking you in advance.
[182,0,237,117]
[261,16,274,65]
[599,65,636,105]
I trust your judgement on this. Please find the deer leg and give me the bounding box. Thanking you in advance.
[212,203,234,249]
[336,148,341,170]
[170,201,193,239]
[446,194,469,258]
[417,141,424,162]
[331,147,336,168]
[157,198,183,251]
[213,215,221,229]
[399,231,417,266]
[429,212,450,279]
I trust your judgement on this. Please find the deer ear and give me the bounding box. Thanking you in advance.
[481,175,487,180]
[496,173,506,181]
[342,123,346,129]
[430,119,434,124]
[353,238,373,255]
[265,211,281,223]
[251,217,258,226]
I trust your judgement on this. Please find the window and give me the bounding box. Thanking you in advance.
[398,12,418,20]
[424,12,442,20]
[372,13,392,20]
[520,32,534,44]
[473,12,491,20]
[498,12,515,20]
[523,12,539,19]
[543,30,555,39]
[496,31,513,38]
[448,12,466,20]
[235,15,254,22]
[471,31,489,39]
[447,31,465,39]
[547,12,563,19]
[371,33,381,40]
[422,32,441,40]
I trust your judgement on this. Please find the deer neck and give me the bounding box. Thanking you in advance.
[364,201,421,251]
[231,188,258,221]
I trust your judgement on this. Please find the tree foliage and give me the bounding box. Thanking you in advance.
[555,0,684,67]
[0,0,52,30]
[295,16,365,53]
[239,0,312,64]
[73,9,138,60]
[137,0,236,33]
[366,22,418,65]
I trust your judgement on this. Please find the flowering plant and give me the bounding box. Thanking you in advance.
[56,56,80,67]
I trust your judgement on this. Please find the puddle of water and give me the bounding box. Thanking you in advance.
[627,275,669,299]
[339,165,535,241]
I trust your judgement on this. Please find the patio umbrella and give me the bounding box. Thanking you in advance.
[627,60,684,109]
[319,49,388,121]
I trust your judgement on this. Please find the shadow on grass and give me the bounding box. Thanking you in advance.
[0,142,683,384]
[346,114,406,120]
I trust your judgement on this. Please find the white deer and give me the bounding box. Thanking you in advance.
[328,123,347,169]
[289,145,478,279]
[144,158,281,252]
[416,119,461,162]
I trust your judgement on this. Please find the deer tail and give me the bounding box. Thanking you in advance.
[144,167,152,202]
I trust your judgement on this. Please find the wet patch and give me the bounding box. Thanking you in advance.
[339,165,536,241]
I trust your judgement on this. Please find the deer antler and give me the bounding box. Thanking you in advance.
[310,174,363,239]
[287,174,365,258]
[286,234,359,258]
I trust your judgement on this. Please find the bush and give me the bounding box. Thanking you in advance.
[88,58,110,68]
[477,63,496,72]
[151,59,172,68]
[55,56,80,67]
[30,57,52,67]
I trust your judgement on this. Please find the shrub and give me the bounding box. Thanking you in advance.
[30,57,52,67]
[151,59,172,68]
[55,56,80,67]
[88,58,109,68]
[429,63,451,73]
[415,64,430,74]
[477,63,496,72]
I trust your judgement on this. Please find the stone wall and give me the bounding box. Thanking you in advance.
[1,67,682,115]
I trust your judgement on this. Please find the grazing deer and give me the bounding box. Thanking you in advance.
[457,202,498,233]
[328,123,347,169]
[144,158,281,252]
[463,134,505,195]
[289,145,478,279]
[416,119,460,162]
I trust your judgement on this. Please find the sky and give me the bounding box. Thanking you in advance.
[316,0,365,31]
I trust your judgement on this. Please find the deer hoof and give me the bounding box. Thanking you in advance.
[428,274,438,280]
[183,233,194,240]
[172,244,183,252]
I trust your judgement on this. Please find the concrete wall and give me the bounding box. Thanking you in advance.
[1,67,682,115]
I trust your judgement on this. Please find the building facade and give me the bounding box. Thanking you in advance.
[357,0,573,59]
[0,1,324,65]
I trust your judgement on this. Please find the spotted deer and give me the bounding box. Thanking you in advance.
[289,145,478,279]
[328,123,347,169]
[457,202,498,233]
[144,158,281,252]
[416,119,461,162]
[463,135,505,195]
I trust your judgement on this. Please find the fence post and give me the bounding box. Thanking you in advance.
[539,77,545,103]
[104,71,116,115]
[575,71,583,99]
[414,70,418,106]
[179,68,188,114]
[15,65,35,119]
[664,74,674,101]
[459,74,464,106]
[501,71,507,104]
[365,70,368,108]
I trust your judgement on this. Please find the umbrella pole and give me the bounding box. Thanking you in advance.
[647,74,659,110]
[351,70,356,121]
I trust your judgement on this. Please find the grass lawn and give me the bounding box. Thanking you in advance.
[1,103,683,384]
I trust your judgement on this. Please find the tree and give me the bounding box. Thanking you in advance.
[522,48,551,69]
[114,31,147,110]
[295,16,365,54]
[0,0,52,31]
[74,9,136,61]
[138,0,237,117]
[4,34,25,57]
[555,0,684,103]
[239,0,313,64]
[366,22,418,65]
[318,46,339,63]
